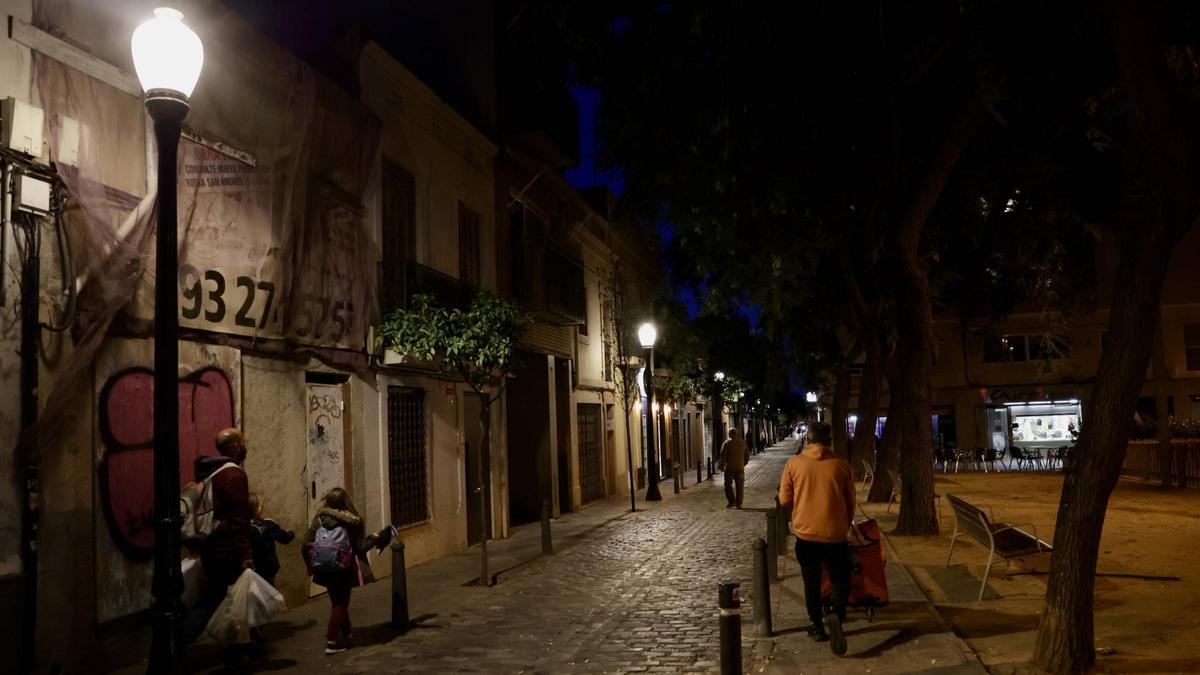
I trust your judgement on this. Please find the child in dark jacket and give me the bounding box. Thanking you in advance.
[304,487,389,655]
[248,493,295,588]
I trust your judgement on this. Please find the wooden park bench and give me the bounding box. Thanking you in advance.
[945,494,1053,601]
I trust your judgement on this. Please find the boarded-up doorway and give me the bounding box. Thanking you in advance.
[305,381,346,596]
[464,392,487,545]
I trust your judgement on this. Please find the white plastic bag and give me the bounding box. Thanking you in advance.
[180,557,203,609]
[205,569,287,643]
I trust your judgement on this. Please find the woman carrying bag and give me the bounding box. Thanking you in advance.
[304,487,389,655]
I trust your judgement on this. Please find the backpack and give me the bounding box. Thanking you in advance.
[179,462,237,542]
[311,524,354,574]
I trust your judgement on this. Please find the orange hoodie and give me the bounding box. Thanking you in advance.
[778,443,855,543]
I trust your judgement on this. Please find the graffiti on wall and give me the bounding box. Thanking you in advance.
[98,366,235,559]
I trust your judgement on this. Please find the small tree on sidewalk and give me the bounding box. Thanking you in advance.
[610,264,648,511]
[378,291,529,587]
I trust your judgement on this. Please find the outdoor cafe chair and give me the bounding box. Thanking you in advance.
[1010,447,1030,471]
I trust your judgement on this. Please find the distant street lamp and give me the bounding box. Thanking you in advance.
[639,322,662,500]
[806,391,819,403]
[715,371,725,382]
[132,8,203,673]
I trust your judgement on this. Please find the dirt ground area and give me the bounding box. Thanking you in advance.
[859,471,1200,674]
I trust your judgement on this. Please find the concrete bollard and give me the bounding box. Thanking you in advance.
[541,498,553,555]
[774,497,789,555]
[765,509,779,581]
[390,539,410,629]
[752,539,772,637]
[719,580,743,674]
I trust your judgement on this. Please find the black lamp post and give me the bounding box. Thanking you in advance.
[639,322,662,501]
[132,8,203,673]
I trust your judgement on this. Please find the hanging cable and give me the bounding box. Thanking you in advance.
[39,182,76,332]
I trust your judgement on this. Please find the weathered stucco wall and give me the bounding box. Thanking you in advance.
[240,355,309,608]
[360,41,497,289]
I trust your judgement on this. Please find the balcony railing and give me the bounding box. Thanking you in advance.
[512,238,585,326]
[379,258,471,319]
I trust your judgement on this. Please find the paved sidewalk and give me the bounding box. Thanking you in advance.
[120,441,985,673]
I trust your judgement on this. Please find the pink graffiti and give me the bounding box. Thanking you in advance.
[98,367,234,558]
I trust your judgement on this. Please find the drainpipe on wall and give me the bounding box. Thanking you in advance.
[16,191,41,675]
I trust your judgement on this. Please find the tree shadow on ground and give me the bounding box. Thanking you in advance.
[935,605,1040,638]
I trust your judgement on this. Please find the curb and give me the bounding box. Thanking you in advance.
[878,531,991,672]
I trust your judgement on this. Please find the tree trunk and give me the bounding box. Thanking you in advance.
[851,336,885,480]
[1152,321,1172,486]
[711,390,724,459]
[891,252,938,535]
[478,402,492,586]
[868,366,902,503]
[832,362,851,461]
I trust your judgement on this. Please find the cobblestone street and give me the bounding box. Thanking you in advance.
[166,441,984,674]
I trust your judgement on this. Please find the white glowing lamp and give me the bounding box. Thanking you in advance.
[131,8,204,99]
[715,371,725,382]
[638,322,658,348]
[806,391,819,403]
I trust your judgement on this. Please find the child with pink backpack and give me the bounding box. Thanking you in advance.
[303,487,390,655]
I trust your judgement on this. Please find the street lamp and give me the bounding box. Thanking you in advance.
[132,8,203,673]
[715,371,725,382]
[639,322,662,500]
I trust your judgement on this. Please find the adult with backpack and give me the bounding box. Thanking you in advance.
[181,428,255,665]
[304,487,387,655]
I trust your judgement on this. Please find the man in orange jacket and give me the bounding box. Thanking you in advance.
[778,421,855,656]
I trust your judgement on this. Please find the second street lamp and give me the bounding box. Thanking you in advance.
[131,7,204,673]
[638,322,662,500]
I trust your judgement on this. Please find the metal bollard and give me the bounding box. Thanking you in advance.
[765,509,779,581]
[707,457,713,479]
[541,498,553,555]
[673,464,681,494]
[391,539,410,629]
[719,580,743,675]
[752,539,772,637]
[697,459,702,485]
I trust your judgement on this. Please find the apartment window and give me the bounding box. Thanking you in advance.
[382,158,416,261]
[984,334,1070,363]
[458,202,481,287]
[1029,335,1071,361]
[387,386,428,528]
[1185,324,1200,371]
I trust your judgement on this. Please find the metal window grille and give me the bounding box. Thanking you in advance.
[387,386,428,527]
[578,403,604,504]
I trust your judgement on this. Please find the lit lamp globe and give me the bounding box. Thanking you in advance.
[715,371,725,382]
[132,8,204,104]
[638,322,657,348]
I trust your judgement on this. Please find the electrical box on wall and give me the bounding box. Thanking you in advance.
[1,98,45,157]
[15,174,52,215]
